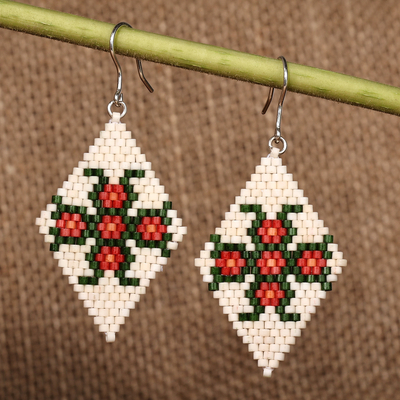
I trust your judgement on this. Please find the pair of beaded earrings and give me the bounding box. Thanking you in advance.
[36,23,346,376]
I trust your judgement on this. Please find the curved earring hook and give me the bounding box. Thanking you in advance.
[108,22,154,117]
[262,56,288,154]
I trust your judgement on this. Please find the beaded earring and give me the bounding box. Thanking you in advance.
[36,23,186,342]
[195,57,346,376]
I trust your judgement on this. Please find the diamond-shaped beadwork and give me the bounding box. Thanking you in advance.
[195,147,346,376]
[36,113,186,342]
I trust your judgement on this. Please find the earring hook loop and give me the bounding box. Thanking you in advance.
[262,56,288,154]
[108,22,154,117]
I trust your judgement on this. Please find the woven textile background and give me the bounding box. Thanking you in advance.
[1,0,400,399]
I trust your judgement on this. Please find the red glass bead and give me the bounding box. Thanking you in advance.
[116,224,126,232]
[118,192,128,201]
[142,232,152,240]
[98,192,109,200]
[97,223,106,231]
[109,262,119,270]
[236,259,246,267]
[101,231,112,239]
[70,214,81,222]
[111,231,121,239]
[272,235,281,244]
[262,220,272,228]
[311,266,321,275]
[142,217,151,225]
[257,228,267,236]
[76,222,86,230]
[313,251,323,259]
[276,258,286,267]
[271,266,281,275]
[221,267,231,276]
[260,267,270,275]
[103,200,112,208]
[112,200,122,208]
[297,258,306,266]
[271,298,280,307]
[56,220,65,228]
[96,253,105,261]
[136,225,146,233]
[103,184,112,192]
[277,228,287,236]
[303,251,312,259]
[113,185,124,193]
[271,282,279,291]
[276,290,285,299]
[260,282,269,291]
[256,259,266,267]
[260,298,270,306]
[152,232,163,241]
[272,220,282,228]
[216,259,226,267]
[115,254,125,263]
[71,229,81,237]
[220,251,231,259]
[112,216,122,224]
[152,217,162,225]
[231,251,241,259]
[272,251,282,259]
[316,259,327,267]
[61,212,71,221]
[301,266,311,275]
[231,267,240,275]
[157,225,167,233]
[60,228,70,237]
[109,247,119,255]
[102,216,112,223]
[99,261,108,270]
[255,290,264,298]
[101,247,111,254]
[262,235,272,244]
[262,251,272,259]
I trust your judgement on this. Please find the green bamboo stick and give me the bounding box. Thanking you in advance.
[1,0,400,115]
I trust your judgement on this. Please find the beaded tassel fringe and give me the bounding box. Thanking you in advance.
[195,147,346,376]
[36,113,186,342]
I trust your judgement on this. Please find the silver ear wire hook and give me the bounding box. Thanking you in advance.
[108,22,154,118]
[262,56,288,154]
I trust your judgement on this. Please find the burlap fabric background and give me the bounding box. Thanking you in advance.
[1,0,400,399]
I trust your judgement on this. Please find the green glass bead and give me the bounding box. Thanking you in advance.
[308,243,318,251]
[121,247,130,255]
[286,290,295,298]
[163,233,172,241]
[250,267,259,275]
[125,254,136,263]
[210,234,221,243]
[94,270,104,278]
[249,313,259,321]
[162,249,171,258]
[240,204,252,213]
[256,212,266,221]
[252,235,261,244]
[120,262,129,270]
[124,170,134,178]
[297,243,307,251]
[255,244,265,251]
[77,206,87,214]
[51,195,62,204]
[96,238,106,246]
[147,240,156,248]
[255,274,263,283]
[136,240,146,248]
[57,204,68,213]
[210,267,220,275]
[266,244,276,251]
[85,253,95,262]
[224,276,234,283]
[121,232,130,240]
[287,228,297,236]
[242,267,250,275]
[323,251,333,259]
[282,204,292,213]
[210,251,220,259]
[208,282,219,291]
[252,220,262,228]
[130,278,140,286]
[238,313,248,322]
[237,244,246,251]
[51,212,61,220]
[324,235,334,243]
[70,206,78,213]
[113,270,124,278]
[97,208,106,216]
[277,244,287,251]
[292,251,302,259]
[283,220,292,228]
[265,275,274,283]
[159,209,167,217]
[286,258,296,267]
[280,298,290,306]
[293,205,303,213]
[131,232,141,240]
[245,290,254,298]
[307,275,316,283]
[253,205,262,213]
[124,185,133,193]
[255,306,265,314]
[250,282,259,290]
[247,228,256,236]
[135,170,145,178]
[84,168,92,177]
[317,275,326,283]
[78,276,89,285]
[322,282,332,291]
[128,193,138,201]
[281,236,292,244]
[276,274,285,282]
[119,177,129,185]
[296,274,305,282]
[282,267,291,275]
[281,282,290,290]
[281,251,290,260]
[162,217,172,225]
[215,243,225,251]
[99,176,109,184]
[225,243,236,251]
[236,275,245,283]
[281,313,292,322]
[158,241,167,249]
[275,306,285,314]
[247,259,256,267]
[49,227,59,236]
[92,230,100,239]
[118,278,128,286]
[277,212,287,220]
[251,251,261,259]
[49,243,59,252]
[76,237,86,245]
[54,236,64,244]
[292,313,301,322]
[318,243,328,251]
[65,237,75,245]
[322,267,331,275]
[162,201,172,210]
